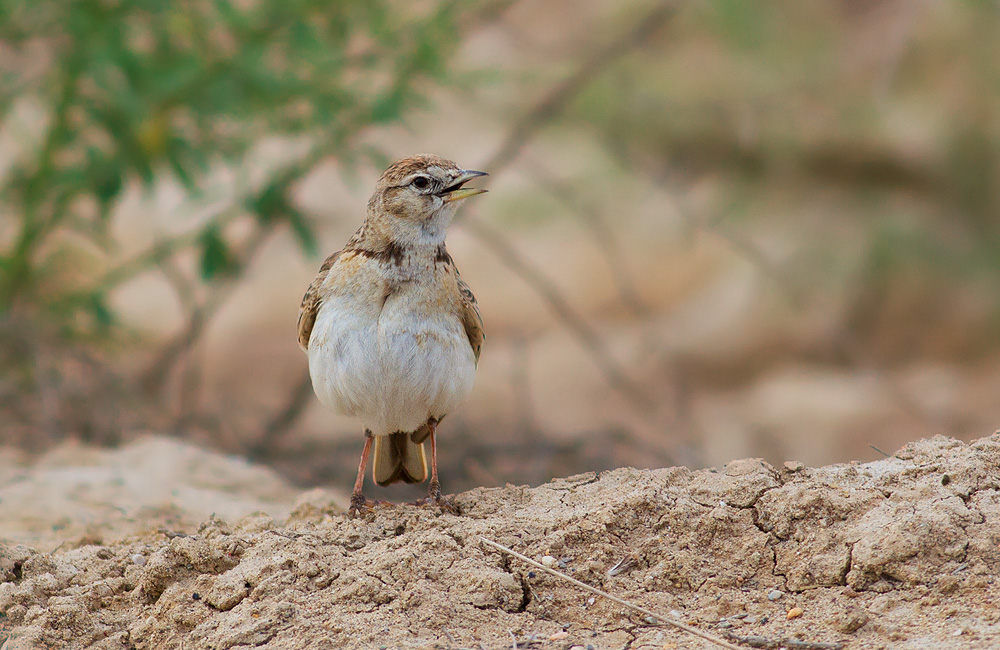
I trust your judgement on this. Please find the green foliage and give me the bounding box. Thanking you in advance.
[0,0,470,341]
[198,226,237,281]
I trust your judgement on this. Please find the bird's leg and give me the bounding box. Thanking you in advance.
[422,419,458,514]
[427,419,442,501]
[349,430,376,516]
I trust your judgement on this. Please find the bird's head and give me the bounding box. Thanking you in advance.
[368,154,487,245]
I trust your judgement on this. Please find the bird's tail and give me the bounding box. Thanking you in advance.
[373,432,428,486]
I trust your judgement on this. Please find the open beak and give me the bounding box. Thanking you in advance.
[441,170,488,203]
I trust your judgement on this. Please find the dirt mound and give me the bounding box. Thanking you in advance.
[0,435,303,553]
[1,433,998,649]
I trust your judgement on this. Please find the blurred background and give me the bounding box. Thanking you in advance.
[1,0,998,501]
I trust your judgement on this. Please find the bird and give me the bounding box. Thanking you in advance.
[297,154,486,515]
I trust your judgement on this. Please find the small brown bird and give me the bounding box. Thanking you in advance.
[297,154,486,515]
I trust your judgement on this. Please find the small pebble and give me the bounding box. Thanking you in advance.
[549,630,569,641]
[541,555,557,568]
[131,554,147,566]
[717,621,732,629]
[587,597,596,606]
[669,610,683,619]
[787,607,803,620]
[767,589,784,601]
[569,646,585,650]
[192,592,201,601]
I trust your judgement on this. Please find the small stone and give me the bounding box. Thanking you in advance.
[787,607,803,620]
[131,554,147,566]
[717,620,732,629]
[767,589,784,601]
[541,555,557,568]
[569,646,585,650]
[549,631,569,641]
[832,609,868,634]
[937,575,960,594]
[783,461,804,472]
[587,597,596,605]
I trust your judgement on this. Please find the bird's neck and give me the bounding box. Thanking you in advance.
[351,216,449,280]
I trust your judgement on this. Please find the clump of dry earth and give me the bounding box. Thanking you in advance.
[1,433,998,649]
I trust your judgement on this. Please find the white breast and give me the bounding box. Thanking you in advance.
[307,289,477,436]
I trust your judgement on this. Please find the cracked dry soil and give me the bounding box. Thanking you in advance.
[1,433,999,649]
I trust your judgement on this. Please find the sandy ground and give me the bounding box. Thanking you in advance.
[1,432,998,649]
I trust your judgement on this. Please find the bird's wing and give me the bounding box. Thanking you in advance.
[456,271,484,365]
[297,250,341,351]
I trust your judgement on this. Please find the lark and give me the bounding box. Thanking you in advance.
[297,154,486,515]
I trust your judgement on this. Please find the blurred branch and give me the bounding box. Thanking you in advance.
[250,370,315,461]
[524,156,648,318]
[456,2,679,415]
[141,215,275,400]
[462,215,654,412]
[479,1,677,174]
[96,209,242,293]
[612,139,967,441]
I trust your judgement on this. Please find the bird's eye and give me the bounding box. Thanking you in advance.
[412,176,431,190]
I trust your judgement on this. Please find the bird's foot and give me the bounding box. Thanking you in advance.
[348,493,388,518]
[413,480,459,515]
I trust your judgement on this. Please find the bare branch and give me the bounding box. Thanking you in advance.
[249,369,315,461]
[523,156,648,318]
[453,3,681,415]
[462,214,654,413]
[480,537,744,650]
[477,2,679,175]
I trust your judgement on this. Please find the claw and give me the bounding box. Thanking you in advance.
[348,494,390,517]
[413,480,458,514]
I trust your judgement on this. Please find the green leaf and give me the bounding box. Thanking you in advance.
[370,87,404,124]
[87,148,123,210]
[88,291,114,328]
[199,226,236,280]
[287,209,318,257]
[247,179,291,223]
[166,145,197,192]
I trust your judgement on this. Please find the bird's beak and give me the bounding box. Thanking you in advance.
[442,170,488,203]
